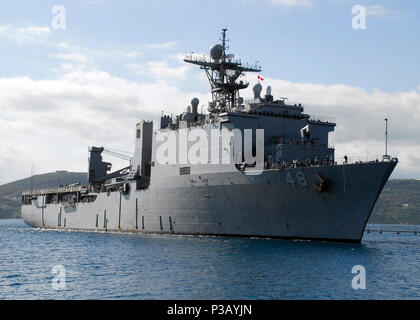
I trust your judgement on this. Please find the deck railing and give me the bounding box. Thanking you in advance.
[22,185,87,196]
[309,115,336,123]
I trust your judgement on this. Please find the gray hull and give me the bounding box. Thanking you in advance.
[22,161,397,242]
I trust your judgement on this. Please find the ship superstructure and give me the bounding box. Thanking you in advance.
[22,29,397,242]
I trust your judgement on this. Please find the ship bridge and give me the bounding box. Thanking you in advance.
[157,29,337,167]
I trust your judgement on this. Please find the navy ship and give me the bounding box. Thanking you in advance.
[22,29,397,242]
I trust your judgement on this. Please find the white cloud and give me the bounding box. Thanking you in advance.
[0,70,209,184]
[53,41,143,61]
[269,0,312,7]
[0,24,144,63]
[242,77,420,178]
[146,41,178,49]
[0,67,419,184]
[0,25,51,44]
[50,53,88,63]
[365,5,398,17]
[126,63,146,75]
[87,0,104,4]
[147,61,190,79]
[127,61,191,80]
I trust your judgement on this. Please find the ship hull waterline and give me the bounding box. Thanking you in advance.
[22,161,397,243]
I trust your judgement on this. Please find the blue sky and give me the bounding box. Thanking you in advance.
[0,0,419,183]
[1,0,419,91]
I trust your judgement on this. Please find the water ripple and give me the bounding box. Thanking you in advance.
[0,219,419,299]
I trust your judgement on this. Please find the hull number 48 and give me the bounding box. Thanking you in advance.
[286,171,307,186]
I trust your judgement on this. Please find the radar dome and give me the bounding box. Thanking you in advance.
[210,44,224,60]
[253,83,262,99]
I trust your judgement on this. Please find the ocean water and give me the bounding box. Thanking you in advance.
[0,219,419,300]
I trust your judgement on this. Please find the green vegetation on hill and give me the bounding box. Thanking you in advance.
[0,173,419,224]
[0,171,87,219]
[369,179,420,225]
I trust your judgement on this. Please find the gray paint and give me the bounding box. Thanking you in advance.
[22,161,397,242]
[21,29,397,242]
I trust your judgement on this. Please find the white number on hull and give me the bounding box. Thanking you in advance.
[286,172,295,185]
[286,171,307,187]
[296,171,308,186]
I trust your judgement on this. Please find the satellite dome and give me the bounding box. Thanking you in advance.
[253,83,262,99]
[191,97,199,114]
[210,44,224,60]
[191,97,199,107]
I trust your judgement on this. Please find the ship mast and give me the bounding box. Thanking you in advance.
[184,29,261,113]
[385,118,388,156]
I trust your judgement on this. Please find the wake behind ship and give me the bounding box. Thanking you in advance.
[22,29,397,242]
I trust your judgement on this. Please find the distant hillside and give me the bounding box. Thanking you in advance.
[0,174,419,224]
[369,179,420,225]
[0,171,87,219]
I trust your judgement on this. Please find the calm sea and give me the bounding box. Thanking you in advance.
[0,219,419,299]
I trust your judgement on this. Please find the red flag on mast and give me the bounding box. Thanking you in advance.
[258,75,264,81]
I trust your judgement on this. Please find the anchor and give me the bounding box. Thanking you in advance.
[313,173,329,193]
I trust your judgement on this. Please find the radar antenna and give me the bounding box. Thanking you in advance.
[221,28,229,54]
[184,29,261,112]
[383,118,391,160]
